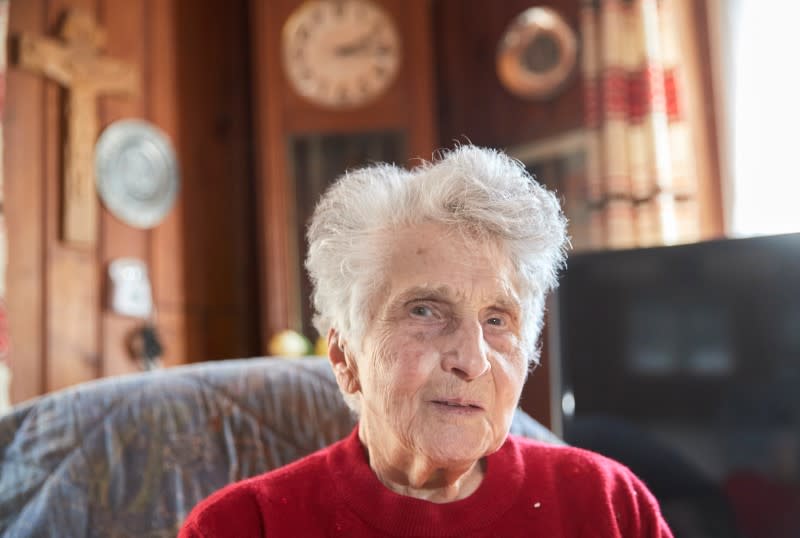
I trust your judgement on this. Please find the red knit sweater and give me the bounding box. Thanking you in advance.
[180,428,673,537]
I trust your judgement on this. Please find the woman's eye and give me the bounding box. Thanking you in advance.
[486,315,507,327]
[410,305,433,317]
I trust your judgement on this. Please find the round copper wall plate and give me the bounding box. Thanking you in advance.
[496,7,578,100]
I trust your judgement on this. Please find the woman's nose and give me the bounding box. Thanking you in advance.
[441,319,491,380]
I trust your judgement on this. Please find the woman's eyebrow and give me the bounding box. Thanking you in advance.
[491,297,522,313]
[392,286,521,311]
[395,286,454,306]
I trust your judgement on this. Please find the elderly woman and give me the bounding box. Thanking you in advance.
[180,146,673,537]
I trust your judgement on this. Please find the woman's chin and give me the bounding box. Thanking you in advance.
[415,427,496,466]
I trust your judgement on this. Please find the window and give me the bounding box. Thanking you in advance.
[712,0,800,236]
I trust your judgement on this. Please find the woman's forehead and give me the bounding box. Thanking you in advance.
[387,223,506,263]
[381,223,521,302]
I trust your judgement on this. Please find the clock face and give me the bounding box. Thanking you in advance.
[282,0,402,109]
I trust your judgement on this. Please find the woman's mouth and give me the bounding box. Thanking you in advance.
[430,399,484,413]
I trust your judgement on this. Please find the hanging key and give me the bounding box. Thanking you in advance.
[129,323,164,371]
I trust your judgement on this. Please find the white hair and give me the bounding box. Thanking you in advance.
[305,144,569,366]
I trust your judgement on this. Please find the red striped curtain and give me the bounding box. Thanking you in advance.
[581,0,699,249]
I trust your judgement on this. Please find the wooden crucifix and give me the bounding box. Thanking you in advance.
[16,9,139,245]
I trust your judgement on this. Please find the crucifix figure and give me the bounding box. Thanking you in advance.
[16,9,139,245]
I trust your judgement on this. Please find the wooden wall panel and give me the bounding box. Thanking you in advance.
[173,0,259,361]
[404,0,438,161]
[43,0,101,393]
[147,0,186,367]
[5,0,259,404]
[5,0,46,403]
[519,329,555,430]
[98,0,150,377]
[46,248,100,390]
[250,0,302,338]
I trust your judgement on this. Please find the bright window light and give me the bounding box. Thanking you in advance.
[720,0,800,236]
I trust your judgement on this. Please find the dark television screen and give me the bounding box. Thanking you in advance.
[556,233,800,538]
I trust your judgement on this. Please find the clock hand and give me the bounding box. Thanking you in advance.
[334,24,380,56]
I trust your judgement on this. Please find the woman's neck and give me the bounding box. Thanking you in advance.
[358,422,486,503]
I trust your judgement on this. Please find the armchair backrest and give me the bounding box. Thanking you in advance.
[0,357,560,537]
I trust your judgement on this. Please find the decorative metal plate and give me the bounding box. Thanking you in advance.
[496,7,578,100]
[95,120,179,229]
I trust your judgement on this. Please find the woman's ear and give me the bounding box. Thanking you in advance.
[327,328,360,394]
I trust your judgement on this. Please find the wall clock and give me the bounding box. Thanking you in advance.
[496,7,578,101]
[282,0,402,109]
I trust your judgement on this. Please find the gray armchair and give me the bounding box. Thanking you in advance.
[0,357,561,537]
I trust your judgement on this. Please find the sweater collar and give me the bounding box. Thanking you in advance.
[329,425,526,536]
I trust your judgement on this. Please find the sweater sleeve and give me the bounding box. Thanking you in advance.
[566,449,673,538]
[594,463,674,538]
[627,471,674,538]
[177,521,205,538]
[178,482,265,538]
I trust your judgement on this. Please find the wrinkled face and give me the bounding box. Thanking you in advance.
[354,222,531,466]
